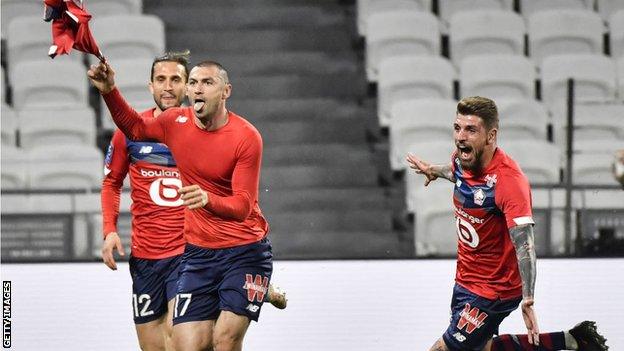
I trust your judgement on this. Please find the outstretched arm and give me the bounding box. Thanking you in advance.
[87,61,165,142]
[510,224,539,345]
[406,153,455,185]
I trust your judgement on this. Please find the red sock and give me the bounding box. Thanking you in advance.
[491,332,566,351]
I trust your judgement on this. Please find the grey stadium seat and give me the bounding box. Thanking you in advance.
[357,0,430,37]
[459,54,536,100]
[18,107,97,149]
[28,145,103,190]
[1,146,29,189]
[496,99,549,140]
[87,0,143,17]
[1,104,18,146]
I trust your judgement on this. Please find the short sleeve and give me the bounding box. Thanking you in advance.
[495,171,534,229]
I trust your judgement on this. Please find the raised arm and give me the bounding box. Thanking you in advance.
[87,61,166,142]
[406,153,456,185]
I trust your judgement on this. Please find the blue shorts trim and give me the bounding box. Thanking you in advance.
[442,284,521,351]
[172,238,273,325]
[129,254,182,324]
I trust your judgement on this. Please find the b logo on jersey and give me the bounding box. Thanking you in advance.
[149,178,183,207]
[457,303,488,334]
[456,217,480,248]
[243,274,269,303]
[473,188,485,206]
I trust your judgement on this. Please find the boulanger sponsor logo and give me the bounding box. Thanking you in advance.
[140,169,180,178]
[149,178,183,207]
[455,207,484,224]
[456,217,480,248]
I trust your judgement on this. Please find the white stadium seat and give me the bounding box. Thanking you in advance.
[10,60,89,111]
[7,15,83,68]
[389,99,456,171]
[498,140,561,184]
[459,54,536,100]
[438,0,512,26]
[357,0,430,37]
[496,99,549,140]
[365,10,440,82]
[449,10,525,66]
[1,0,41,40]
[87,0,143,17]
[1,104,18,146]
[617,56,624,100]
[520,0,593,17]
[597,0,624,20]
[412,181,457,256]
[528,9,604,65]
[18,107,97,149]
[1,146,29,189]
[28,145,103,190]
[378,55,456,127]
[573,153,621,185]
[610,10,624,59]
[541,54,617,109]
[90,14,165,64]
[1,66,6,103]
[552,103,624,145]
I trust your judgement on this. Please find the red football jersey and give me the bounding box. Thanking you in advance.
[451,147,534,300]
[103,89,269,249]
[101,108,186,259]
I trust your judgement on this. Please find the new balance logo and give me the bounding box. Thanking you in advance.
[176,115,188,123]
[246,304,260,313]
[139,146,153,154]
[457,303,488,334]
[242,274,269,303]
[453,332,466,342]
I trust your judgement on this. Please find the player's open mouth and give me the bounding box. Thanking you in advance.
[457,145,472,160]
[194,99,205,112]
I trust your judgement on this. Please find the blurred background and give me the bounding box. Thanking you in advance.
[1,0,623,349]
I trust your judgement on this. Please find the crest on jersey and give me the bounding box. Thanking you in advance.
[473,188,485,206]
[485,174,497,187]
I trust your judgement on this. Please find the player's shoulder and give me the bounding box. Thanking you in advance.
[138,107,156,119]
[158,106,193,122]
[229,111,262,139]
[493,148,530,185]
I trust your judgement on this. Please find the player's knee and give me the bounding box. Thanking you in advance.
[138,336,166,351]
[212,330,244,351]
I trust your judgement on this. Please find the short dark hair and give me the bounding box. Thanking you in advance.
[194,60,230,84]
[456,96,499,130]
[151,50,190,82]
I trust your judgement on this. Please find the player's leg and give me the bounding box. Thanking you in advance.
[163,254,184,351]
[171,244,223,351]
[131,256,177,351]
[162,298,176,351]
[438,284,521,351]
[212,311,250,351]
[488,321,608,351]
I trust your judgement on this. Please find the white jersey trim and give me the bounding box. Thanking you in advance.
[513,216,534,226]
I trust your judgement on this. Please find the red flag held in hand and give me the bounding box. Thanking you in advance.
[44,0,105,61]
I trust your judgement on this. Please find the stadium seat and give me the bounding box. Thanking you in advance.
[18,107,97,149]
[1,0,41,40]
[90,15,165,64]
[610,10,624,59]
[597,0,624,20]
[389,99,456,171]
[1,66,6,104]
[1,104,18,146]
[551,103,624,145]
[365,10,440,82]
[449,11,525,66]
[573,153,621,185]
[378,55,455,127]
[357,0,430,37]
[10,60,89,111]
[528,9,604,65]
[438,0,513,27]
[404,140,456,212]
[496,99,549,140]
[99,58,154,129]
[459,54,536,100]
[7,15,83,69]
[574,139,624,155]
[28,145,103,190]
[411,181,457,256]
[87,0,143,17]
[0,146,29,189]
[541,54,617,109]
[498,140,561,184]
[520,0,593,17]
